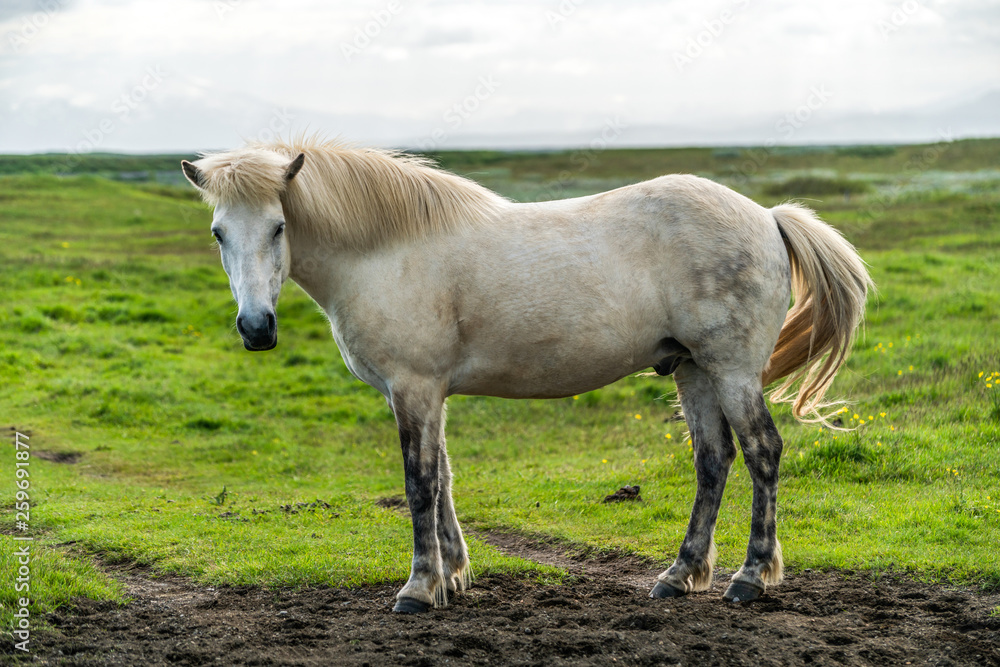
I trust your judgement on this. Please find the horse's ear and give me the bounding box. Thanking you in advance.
[181,160,205,189]
[285,153,305,182]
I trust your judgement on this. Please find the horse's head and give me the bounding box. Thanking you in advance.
[181,152,305,351]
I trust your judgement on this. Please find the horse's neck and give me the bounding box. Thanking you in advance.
[286,230,346,310]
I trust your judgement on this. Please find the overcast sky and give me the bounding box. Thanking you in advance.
[1,0,998,153]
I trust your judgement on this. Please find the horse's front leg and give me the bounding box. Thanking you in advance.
[391,385,449,613]
[437,442,471,593]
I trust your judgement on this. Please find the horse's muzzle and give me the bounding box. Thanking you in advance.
[242,336,277,352]
[237,311,277,351]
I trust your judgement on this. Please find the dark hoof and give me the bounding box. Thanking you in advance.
[393,597,431,614]
[649,581,686,599]
[723,581,763,603]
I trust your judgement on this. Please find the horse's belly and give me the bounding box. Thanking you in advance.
[449,338,656,399]
[453,376,633,400]
[446,267,670,398]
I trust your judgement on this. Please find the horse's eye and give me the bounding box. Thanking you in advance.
[274,224,285,239]
[212,230,223,245]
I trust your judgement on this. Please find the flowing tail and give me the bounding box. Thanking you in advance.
[763,203,873,423]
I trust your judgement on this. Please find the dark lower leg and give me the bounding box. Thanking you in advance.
[436,445,471,592]
[724,391,784,601]
[654,364,736,597]
[393,401,447,612]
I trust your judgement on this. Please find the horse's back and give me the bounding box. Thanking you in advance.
[442,176,790,396]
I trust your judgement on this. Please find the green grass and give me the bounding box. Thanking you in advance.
[1,140,999,633]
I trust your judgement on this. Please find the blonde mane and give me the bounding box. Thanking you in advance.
[190,137,507,249]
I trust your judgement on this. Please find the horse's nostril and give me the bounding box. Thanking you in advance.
[237,312,275,344]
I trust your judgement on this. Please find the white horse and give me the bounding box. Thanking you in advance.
[181,138,871,613]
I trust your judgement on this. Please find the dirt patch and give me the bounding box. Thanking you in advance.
[8,537,1000,666]
[602,485,643,503]
[375,496,408,511]
[32,450,83,464]
[481,532,662,591]
[280,500,337,515]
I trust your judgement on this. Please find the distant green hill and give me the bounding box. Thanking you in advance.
[2,138,997,183]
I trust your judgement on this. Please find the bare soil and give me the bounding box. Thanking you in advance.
[6,533,999,666]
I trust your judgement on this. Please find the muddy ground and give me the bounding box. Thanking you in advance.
[6,533,999,666]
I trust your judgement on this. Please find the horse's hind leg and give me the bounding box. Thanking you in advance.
[651,361,737,598]
[391,385,449,613]
[437,441,471,593]
[713,378,785,602]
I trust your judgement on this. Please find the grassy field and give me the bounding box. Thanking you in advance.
[1,140,999,632]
